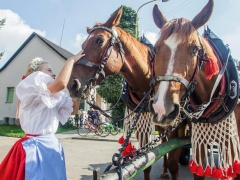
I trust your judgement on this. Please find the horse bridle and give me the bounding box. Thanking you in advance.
[75,26,125,99]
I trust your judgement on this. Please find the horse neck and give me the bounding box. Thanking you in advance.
[117,28,151,93]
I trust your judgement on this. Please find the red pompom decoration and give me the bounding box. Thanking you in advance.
[205,56,219,80]
[211,167,223,179]
[188,160,197,173]
[118,136,124,144]
[204,165,211,177]
[196,165,204,176]
[227,165,237,178]
[233,160,240,174]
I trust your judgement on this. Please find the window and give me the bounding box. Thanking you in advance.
[6,87,14,103]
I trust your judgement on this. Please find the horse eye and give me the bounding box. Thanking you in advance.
[191,45,199,57]
[96,37,104,44]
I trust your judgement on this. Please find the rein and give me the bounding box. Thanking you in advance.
[75,26,125,99]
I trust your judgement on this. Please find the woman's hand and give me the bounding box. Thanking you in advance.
[69,50,85,64]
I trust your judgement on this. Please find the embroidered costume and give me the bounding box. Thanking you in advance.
[0,71,73,180]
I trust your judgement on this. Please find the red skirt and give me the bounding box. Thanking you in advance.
[0,136,29,180]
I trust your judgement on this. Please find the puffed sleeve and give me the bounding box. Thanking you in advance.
[56,94,73,125]
[16,72,63,110]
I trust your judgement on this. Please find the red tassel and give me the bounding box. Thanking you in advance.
[204,165,211,177]
[227,165,237,178]
[118,136,124,144]
[221,168,229,179]
[211,167,223,179]
[188,160,197,173]
[196,165,204,176]
[233,160,240,174]
[205,56,219,80]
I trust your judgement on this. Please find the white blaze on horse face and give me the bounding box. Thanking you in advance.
[153,34,181,121]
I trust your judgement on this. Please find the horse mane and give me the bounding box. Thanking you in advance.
[155,18,197,47]
[116,27,148,56]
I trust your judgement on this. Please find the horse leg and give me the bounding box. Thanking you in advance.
[155,126,169,179]
[143,166,152,180]
[160,137,169,179]
[165,127,182,180]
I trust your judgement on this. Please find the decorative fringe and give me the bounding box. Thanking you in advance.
[205,56,219,80]
[123,108,155,149]
[189,112,240,179]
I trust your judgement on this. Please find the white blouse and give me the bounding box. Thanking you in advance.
[16,71,73,135]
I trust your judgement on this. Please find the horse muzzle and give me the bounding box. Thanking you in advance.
[149,99,180,127]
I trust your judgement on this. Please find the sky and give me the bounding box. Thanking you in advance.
[0,0,239,68]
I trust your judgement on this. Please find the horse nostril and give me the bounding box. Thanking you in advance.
[72,79,81,91]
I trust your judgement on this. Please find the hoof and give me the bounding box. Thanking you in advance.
[159,173,169,179]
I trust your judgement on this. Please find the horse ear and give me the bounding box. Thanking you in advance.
[86,27,91,34]
[152,4,167,29]
[104,5,123,28]
[191,0,214,30]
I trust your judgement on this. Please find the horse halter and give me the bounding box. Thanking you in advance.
[75,26,125,99]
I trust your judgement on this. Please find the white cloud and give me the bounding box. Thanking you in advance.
[0,9,46,67]
[144,31,159,45]
[74,33,88,49]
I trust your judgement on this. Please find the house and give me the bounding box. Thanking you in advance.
[0,32,107,125]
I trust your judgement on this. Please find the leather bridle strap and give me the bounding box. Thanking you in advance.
[151,75,190,89]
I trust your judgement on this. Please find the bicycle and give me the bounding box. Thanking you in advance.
[104,122,120,136]
[77,119,109,137]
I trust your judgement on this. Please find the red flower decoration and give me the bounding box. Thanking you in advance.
[21,75,27,80]
[204,165,211,177]
[121,142,137,159]
[118,136,124,144]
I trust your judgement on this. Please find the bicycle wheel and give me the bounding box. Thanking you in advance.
[77,124,90,136]
[97,123,110,137]
[110,126,119,136]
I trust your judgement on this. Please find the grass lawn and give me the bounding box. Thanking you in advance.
[0,125,77,138]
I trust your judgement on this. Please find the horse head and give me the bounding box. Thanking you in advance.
[68,6,125,99]
[149,0,217,127]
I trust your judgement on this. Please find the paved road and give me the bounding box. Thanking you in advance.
[0,130,214,180]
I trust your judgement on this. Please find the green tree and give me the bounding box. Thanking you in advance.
[96,6,137,122]
[0,18,6,60]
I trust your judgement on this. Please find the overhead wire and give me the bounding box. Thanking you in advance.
[138,0,194,36]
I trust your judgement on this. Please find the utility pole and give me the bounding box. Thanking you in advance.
[60,19,65,47]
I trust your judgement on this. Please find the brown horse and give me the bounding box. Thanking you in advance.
[150,0,240,179]
[67,6,168,180]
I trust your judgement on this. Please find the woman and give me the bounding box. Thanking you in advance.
[0,50,85,180]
